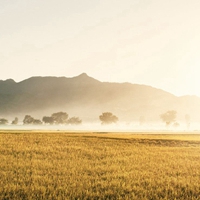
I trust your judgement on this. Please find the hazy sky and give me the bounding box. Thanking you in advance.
[1,0,200,96]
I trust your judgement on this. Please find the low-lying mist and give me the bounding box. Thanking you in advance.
[1,122,200,132]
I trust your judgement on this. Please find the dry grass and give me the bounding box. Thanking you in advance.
[0,131,200,199]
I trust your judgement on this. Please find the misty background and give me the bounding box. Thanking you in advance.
[1,0,200,96]
[0,74,199,131]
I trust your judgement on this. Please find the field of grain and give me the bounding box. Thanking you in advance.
[0,131,200,199]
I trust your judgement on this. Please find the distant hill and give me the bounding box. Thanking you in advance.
[0,73,200,123]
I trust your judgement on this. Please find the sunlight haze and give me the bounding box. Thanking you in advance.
[0,0,200,96]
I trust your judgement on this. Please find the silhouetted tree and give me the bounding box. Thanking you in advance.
[33,119,42,125]
[42,116,54,125]
[68,117,82,125]
[99,112,118,125]
[12,117,18,125]
[23,115,34,124]
[23,115,42,125]
[160,110,177,126]
[51,112,68,124]
[0,118,8,125]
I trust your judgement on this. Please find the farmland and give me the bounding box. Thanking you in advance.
[0,131,200,199]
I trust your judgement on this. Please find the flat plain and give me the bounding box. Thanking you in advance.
[0,131,200,199]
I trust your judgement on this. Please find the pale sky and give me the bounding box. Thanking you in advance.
[1,0,200,96]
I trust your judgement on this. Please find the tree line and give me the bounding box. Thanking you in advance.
[0,110,190,127]
[0,111,119,125]
[0,112,82,125]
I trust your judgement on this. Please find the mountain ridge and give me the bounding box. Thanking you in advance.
[0,73,199,122]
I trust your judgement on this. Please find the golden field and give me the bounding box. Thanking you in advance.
[0,131,200,199]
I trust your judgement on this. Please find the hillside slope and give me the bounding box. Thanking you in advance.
[0,73,199,122]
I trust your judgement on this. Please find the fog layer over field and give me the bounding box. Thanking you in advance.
[1,122,200,132]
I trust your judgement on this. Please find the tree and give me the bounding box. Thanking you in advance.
[23,115,34,124]
[51,112,68,124]
[0,118,8,125]
[33,119,42,125]
[160,110,177,126]
[42,116,54,125]
[68,117,82,125]
[23,115,42,125]
[12,117,18,125]
[99,112,118,125]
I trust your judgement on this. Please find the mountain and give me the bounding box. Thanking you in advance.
[0,73,200,122]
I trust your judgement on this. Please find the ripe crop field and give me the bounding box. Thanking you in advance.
[0,131,200,199]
